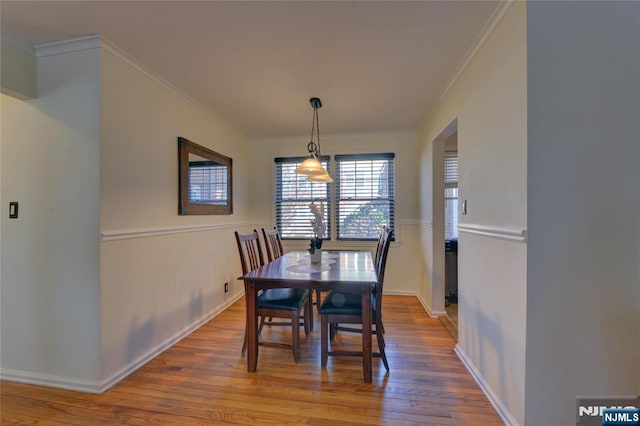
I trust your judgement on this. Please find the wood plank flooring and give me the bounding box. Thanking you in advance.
[1,296,502,425]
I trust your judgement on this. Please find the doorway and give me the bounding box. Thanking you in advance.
[432,120,459,339]
[443,133,458,330]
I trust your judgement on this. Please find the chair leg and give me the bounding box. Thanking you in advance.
[241,325,248,355]
[303,301,310,336]
[258,316,265,333]
[307,294,314,332]
[321,315,328,367]
[376,321,389,371]
[329,322,337,340]
[292,312,301,362]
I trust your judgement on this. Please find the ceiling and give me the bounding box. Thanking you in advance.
[1,1,501,139]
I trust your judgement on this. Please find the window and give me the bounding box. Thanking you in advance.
[275,157,330,239]
[335,153,395,240]
[444,151,458,240]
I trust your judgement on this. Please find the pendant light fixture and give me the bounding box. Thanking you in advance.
[295,97,333,183]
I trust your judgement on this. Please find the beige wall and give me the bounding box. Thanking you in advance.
[249,132,421,295]
[1,48,102,387]
[417,3,527,424]
[525,2,640,424]
[99,43,253,384]
[1,38,254,391]
[0,39,36,100]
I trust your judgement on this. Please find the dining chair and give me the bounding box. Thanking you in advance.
[325,226,388,332]
[372,226,388,334]
[261,226,314,331]
[318,227,393,371]
[261,227,284,262]
[235,230,311,362]
[374,226,388,270]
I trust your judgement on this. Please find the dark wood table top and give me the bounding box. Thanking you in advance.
[239,250,377,289]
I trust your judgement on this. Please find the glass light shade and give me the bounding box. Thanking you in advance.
[306,171,334,183]
[294,156,326,175]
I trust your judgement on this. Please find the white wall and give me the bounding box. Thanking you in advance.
[0,39,36,100]
[249,132,421,296]
[99,43,253,384]
[1,37,254,391]
[417,3,527,424]
[1,48,102,386]
[525,2,640,424]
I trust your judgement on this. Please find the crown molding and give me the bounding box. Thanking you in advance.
[98,37,249,140]
[99,37,216,117]
[34,35,101,58]
[418,0,516,131]
[32,34,248,140]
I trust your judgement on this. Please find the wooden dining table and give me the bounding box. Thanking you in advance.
[238,250,378,383]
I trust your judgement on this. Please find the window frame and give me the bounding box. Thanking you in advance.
[274,156,332,240]
[334,153,395,241]
[273,152,396,242]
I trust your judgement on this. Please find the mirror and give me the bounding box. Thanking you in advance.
[178,137,232,215]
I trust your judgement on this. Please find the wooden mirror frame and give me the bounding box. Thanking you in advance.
[178,137,233,215]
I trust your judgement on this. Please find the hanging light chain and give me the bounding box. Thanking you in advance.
[314,108,321,157]
[307,105,320,157]
[295,97,332,181]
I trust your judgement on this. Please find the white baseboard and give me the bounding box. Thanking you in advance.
[0,369,104,393]
[454,344,519,426]
[416,294,446,317]
[0,293,244,393]
[384,289,416,297]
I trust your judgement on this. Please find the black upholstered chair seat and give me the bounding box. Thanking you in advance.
[318,291,376,316]
[258,288,310,311]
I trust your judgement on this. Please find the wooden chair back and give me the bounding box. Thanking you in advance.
[373,226,388,272]
[262,227,284,262]
[374,227,393,317]
[234,230,264,274]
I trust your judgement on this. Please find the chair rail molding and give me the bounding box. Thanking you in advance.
[101,221,253,242]
[397,219,422,226]
[458,223,527,243]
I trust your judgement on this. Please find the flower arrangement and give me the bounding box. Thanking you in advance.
[308,202,326,255]
[308,236,323,254]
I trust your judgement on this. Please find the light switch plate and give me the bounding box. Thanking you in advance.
[9,202,18,218]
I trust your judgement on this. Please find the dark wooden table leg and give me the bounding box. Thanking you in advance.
[362,285,372,383]
[246,280,258,372]
[308,293,314,332]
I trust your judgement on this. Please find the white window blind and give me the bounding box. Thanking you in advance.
[445,151,458,187]
[275,157,331,239]
[335,153,395,240]
[444,151,458,240]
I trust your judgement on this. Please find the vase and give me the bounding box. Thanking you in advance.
[310,249,322,264]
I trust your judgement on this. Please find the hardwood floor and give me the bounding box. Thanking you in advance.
[1,296,501,425]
